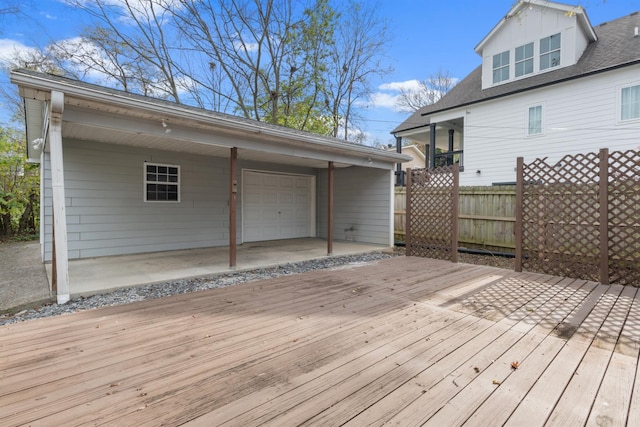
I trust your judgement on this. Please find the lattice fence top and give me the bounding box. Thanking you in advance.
[406,166,458,262]
[516,148,640,286]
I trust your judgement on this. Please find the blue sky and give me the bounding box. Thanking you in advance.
[1,0,639,145]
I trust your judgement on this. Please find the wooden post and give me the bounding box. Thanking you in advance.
[49,91,70,304]
[51,211,57,294]
[599,148,609,285]
[327,161,334,256]
[405,168,412,256]
[515,157,524,272]
[229,147,237,268]
[451,164,459,263]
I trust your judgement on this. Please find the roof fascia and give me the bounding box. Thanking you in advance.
[11,69,412,164]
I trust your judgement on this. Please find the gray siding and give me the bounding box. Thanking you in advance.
[317,166,393,246]
[43,140,319,260]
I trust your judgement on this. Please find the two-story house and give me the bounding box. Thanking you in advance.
[392,0,640,186]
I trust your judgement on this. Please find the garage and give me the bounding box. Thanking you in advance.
[242,170,315,242]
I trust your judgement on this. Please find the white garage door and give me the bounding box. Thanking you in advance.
[243,170,314,242]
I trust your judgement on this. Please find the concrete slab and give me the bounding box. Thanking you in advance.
[0,241,52,313]
[45,238,389,298]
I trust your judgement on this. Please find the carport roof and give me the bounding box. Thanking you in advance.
[12,68,411,169]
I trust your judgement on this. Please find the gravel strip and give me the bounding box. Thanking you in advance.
[0,252,394,326]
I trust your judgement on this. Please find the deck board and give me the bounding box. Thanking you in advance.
[1,256,638,426]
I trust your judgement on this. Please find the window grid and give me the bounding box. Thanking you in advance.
[528,105,543,135]
[540,33,561,70]
[145,163,180,202]
[515,42,534,77]
[621,85,640,121]
[492,50,510,84]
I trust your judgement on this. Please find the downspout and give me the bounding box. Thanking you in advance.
[395,135,403,185]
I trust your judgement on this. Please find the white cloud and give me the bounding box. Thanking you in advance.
[378,79,421,92]
[0,39,40,67]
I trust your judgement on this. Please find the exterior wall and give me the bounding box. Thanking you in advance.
[43,139,317,261]
[317,166,393,246]
[480,5,586,89]
[440,65,640,186]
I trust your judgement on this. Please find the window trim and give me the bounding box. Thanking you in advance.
[144,162,181,203]
[540,33,561,71]
[492,50,510,84]
[515,42,534,78]
[527,104,544,137]
[619,83,640,123]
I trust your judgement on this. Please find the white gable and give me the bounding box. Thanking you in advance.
[476,1,596,90]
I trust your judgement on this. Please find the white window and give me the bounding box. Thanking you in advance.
[528,105,543,135]
[515,42,534,77]
[145,162,180,202]
[621,84,640,121]
[540,33,561,70]
[492,50,510,84]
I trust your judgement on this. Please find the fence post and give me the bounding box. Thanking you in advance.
[405,168,412,256]
[515,157,524,272]
[599,148,609,285]
[451,164,459,263]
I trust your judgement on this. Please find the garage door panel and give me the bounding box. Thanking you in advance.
[243,171,313,242]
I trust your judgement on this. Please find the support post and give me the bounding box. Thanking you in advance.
[599,148,609,285]
[451,164,459,263]
[327,161,334,256]
[448,129,455,165]
[515,157,524,272]
[49,91,70,304]
[229,147,237,268]
[395,135,403,186]
[429,123,436,168]
[405,168,412,256]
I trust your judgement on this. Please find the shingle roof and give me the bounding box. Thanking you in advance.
[392,11,640,134]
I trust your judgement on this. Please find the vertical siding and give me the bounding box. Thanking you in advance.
[317,166,393,246]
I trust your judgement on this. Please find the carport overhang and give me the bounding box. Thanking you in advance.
[11,69,411,304]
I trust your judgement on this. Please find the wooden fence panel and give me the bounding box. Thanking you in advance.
[395,186,516,253]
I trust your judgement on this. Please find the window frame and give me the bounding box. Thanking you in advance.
[540,33,561,71]
[620,84,640,122]
[492,50,510,84]
[144,162,181,203]
[515,42,534,78]
[527,104,544,136]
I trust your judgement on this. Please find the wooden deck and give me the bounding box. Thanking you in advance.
[1,256,639,426]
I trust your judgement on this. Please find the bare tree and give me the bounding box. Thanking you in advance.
[395,69,456,113]
[324,0,392,140]
[64,0,183,102]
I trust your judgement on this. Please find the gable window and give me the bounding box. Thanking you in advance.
[540,33,561,70]
[492,50,510,83]
[528,105,543,135]
[621,84,640,121]
[145,162,180,202]
[515,42,534,77]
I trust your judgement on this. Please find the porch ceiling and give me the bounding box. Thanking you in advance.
[61,120,342,169]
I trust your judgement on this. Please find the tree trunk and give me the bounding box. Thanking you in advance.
[18,192,37,234]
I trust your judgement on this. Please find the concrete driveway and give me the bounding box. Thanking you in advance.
[0,241,51,313]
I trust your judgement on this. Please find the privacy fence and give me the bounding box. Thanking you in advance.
[402,148,640,285]
[395,186,516,253]
[515,148,640,285]
[405,165,459,262]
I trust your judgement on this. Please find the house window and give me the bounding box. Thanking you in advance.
[540,33,561,70]
[145,162,180,202]
[621,84,640,121]
[492,50,510,83]
[515,42,534,77]
[528,105,543,135]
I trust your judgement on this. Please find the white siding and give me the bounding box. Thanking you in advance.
[447,66,640,186]
[317,166,393,246]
